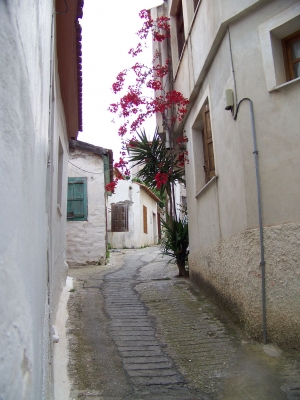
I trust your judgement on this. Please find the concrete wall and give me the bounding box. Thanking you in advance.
[0,2,69,398]
[67,148,107,266]
[108,181,159,249]
[155,0,300,346]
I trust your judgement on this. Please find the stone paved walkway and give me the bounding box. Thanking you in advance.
[66,247,300,400]
[102,254,202,399]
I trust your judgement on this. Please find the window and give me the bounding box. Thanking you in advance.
[259,6,300,91]
[176,0,185,58]
[67,177,87,221]
[157,212,161,240]
[282,30,300,81]
[202,103,215,183]
[193,0,200,12]
[143,205,148,234]
[192,99,216,193]
[111,203,128,232]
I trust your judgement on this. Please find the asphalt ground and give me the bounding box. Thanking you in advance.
[66,246,300,400]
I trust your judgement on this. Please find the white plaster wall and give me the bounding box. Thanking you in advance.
[108,181,159,248]
[0,2,69,398]
[67,149,107,266]
[51,52,70,320]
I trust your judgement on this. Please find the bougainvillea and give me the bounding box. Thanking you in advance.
[105,157,130,192]
[155,171,169,189]
[107,9,189,193]
[108,10,190,276]
[108,9,188,138]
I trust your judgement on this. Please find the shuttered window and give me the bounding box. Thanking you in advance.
[111,203,128,232]
[143,206,148,234]
[176,0,185,58]
[193,0,200,11]
[157,212,161,240]
[282,30,300,81]
[202,104,215,183]
[67,177,87,221]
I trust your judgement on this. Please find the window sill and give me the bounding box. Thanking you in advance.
[269,77,300,92]
[57,204,62,217]
[195,175,218,199]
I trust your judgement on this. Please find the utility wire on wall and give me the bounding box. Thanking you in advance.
[68,160,107,175]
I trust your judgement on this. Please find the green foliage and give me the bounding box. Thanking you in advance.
[128,129,189,276]
[160,215,189,276]
[128,129,185,195]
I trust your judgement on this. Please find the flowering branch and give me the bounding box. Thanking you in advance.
[106,9,189,196]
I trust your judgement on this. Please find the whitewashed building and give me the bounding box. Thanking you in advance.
[67,140,113,266]
[151,0,300,346]
[108,180,161,249]
[0,0,83,398]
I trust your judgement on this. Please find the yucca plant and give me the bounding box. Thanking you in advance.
[128,128,185,220]
[127,129,189,276]
[160,216,189,277]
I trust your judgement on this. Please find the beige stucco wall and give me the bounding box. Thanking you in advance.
[0,2,70,398]
[189,222,300,346]
[108,180,159,249]
[154,0,300,345]
[67,149,107,266]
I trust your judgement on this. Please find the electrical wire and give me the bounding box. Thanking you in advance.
[68,160,107,175]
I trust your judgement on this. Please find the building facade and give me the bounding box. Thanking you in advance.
[67,140,113,266]
[108,180,161,249]
[152,0,300,346]
[0,0,83,397]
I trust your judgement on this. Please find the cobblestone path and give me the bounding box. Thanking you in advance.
[103,253,204,399]
[67,247,300,400]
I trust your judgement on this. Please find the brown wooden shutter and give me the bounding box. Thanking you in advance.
[157,212,161,240]
[282,30,300,81]
[202,104,215,183]
[112,203,128,232]
[143,205,148,234]
[176,1,185,58]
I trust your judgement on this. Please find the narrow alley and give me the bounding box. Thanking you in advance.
[57,246,300,400]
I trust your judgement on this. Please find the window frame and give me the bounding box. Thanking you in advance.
[176,0,185,59]
[282,29,300,81]
[67,177,88,221]
[258,5,300,91]
[202,103,215,184]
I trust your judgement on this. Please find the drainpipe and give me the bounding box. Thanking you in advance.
[227,28,267,344]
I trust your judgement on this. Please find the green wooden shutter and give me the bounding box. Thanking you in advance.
[103,155,112,196]
[67,177,87,221]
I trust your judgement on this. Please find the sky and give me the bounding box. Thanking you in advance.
[78,0,164,161]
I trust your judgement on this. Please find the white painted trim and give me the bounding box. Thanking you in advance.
[269,76,300,91]
[195,175,218,198]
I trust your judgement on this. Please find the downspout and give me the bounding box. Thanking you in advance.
[227,27,267,344]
